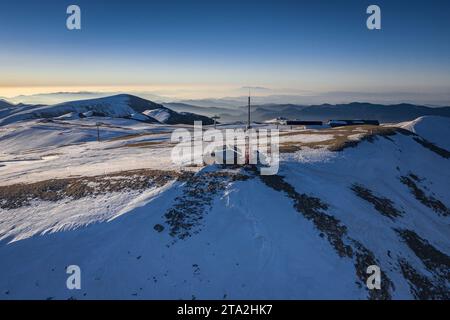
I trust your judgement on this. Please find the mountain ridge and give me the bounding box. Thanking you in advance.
[180,101,450,123]
[0,94,214,126]
[2,94,450,125]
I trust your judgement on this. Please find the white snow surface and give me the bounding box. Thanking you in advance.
[398,116,450,150]
[143,108,171,123]
[0,95,140,126]
[0,117,449,299]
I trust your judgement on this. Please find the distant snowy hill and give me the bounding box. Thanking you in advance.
[0,100,14,119]
[143,108,171,123]
[0,94,214,126]
[0,99,14,109]
[399,116,450,150]
[144,107,214,125]
[0,100,42,120]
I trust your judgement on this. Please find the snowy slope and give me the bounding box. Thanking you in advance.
[0,94,215,126]
[0,94,161,126]
[0,117,449,300]
[399,116,450,150]
[0,117,165,154]
[0,99,14,109]
[143,108,171,123]
[144,108,215,125]
[0,118,178,185]
[0,173,364,299]
[0,101,39,120]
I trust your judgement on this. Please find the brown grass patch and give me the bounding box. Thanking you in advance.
[0,169,185,209]
[413,137,450,159]
[279,125,399,153]
[120,141,168,148]
[40,153,62,158]
[106,140,174,149]
[160,170,250,241]
[400,174,449,217]
[351,184,403,220]
[396,229,450,278]
[396,229,450,299]
[259,174,394,299]
[399,259,449,299]
[108,131,170,142]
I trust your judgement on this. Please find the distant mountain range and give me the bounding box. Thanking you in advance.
[165,101,450,123]
[4,89,450,108]
[163,102,242,118]
[2,94,450,125]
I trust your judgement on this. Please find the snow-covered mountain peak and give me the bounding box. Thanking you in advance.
[0,94,215,126]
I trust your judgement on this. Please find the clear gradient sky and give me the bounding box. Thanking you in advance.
[1,0,449,102]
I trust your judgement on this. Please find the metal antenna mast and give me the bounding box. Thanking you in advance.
[212,115,220,129]
[245,89,251,164]
[247,89,251,129]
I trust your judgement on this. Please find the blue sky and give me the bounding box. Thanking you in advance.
[1,0,449,102]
